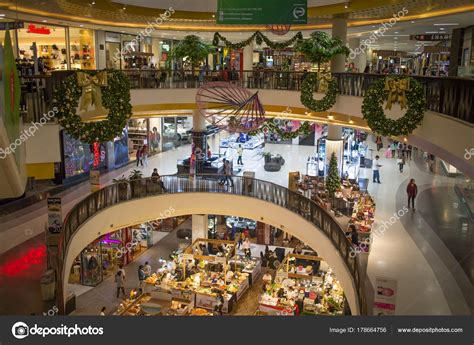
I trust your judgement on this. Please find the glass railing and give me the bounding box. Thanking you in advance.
[20,69,474,124]
[57,174,368,315]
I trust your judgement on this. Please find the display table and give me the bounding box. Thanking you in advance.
[229,256,262,285]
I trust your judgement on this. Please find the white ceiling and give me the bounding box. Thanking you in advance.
[113,0,345,12]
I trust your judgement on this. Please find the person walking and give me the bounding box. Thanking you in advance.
[407,145,413,160]
[136,146,143,167]
[397,153,406,173]
[242,238,251,258]
[406,178,418,211]
[372,155,382,183]
[375,136,383,152]
[224,160,234,187]
[390,142,397,158]
[236,144,244,165]
[143,261,152,278]
[117,264,126,280]
[99,306,107,316]
[142,144,148,167]
[115,270,125,298]
[138,265,146,294]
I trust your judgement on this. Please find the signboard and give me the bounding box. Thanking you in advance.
[90,170,100,192]
[217,0,307,24]
[0,22,24,30]
[182,253,194,261]
[373,276,398,315]
[214,256,227,265]
[410,34,451,41]
[424,46,451,54]
[27,24,51,35]
[47,198,62,234]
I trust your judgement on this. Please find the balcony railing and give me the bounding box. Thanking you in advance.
[20,70,473,124]
[57,174,368,315]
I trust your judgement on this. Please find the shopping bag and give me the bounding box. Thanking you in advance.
[385,149,392,158]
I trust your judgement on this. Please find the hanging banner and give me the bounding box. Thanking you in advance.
[90,170,100,192]
[373,276,398,315]
[0,22,24,30]
[47,198,62,234]
[217,0,307,24]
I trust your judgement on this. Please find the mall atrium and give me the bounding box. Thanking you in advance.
[0,0,472,324]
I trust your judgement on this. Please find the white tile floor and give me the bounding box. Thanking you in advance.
[0,131,470,315]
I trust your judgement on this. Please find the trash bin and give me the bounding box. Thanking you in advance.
[40,269,55,301]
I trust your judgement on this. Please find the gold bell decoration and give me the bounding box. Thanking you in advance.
[317,70,332,93]
[77,71,109,121]
[384,77,410,110]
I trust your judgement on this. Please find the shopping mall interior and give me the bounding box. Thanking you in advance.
[0,0,472,319]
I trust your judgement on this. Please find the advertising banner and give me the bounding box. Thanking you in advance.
[217,0,307,24]
[373,276,398,315]
[47,198,62,235]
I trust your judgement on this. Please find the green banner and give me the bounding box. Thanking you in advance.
[217,0,307,24]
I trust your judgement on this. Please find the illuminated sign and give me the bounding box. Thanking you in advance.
[27,24,51,35]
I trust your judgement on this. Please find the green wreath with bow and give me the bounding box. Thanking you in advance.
[300,73,338,112]
[362,76,426,136]
[53,70,132,144]
[212,31,303,50]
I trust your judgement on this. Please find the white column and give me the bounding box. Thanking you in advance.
[243,42,253,85]
[331,17,348,73]
[325,125,343,176]
[192,214,208,241]
[193,109,207,132]
[95,30,106,69]
[348,37,367,73]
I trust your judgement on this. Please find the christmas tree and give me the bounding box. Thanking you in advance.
[326,152,341,198]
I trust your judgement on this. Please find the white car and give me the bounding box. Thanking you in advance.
[163,123,191,141]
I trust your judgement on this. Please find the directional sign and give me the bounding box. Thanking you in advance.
[410,34,452,41]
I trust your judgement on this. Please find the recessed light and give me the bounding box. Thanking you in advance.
[121,31,125,33]
[0,14,5,17]
[42,20,47,23]
[439,28,445,31]
[79,24,84,27]
[212,14,215,18]
[411,21,415,24]
[394,37,398,39]
[122,6,126,10]
[395,31,399,34]
[91,1,95,5]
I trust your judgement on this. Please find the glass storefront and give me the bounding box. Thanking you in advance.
[17,22,67,71]
[162,116,192,152]
[69,27,96,70]
[62,131,107,180]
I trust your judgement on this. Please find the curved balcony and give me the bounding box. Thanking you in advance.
[57,174,368,315]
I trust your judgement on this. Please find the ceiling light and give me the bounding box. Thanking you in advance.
[434,23,459,26]
[344,2,349,9]
[91,1,95,5]
[425,31,441,34]
[122,5,126,10]
[395,32,399,34]
[439,28,445,31]
[0,14,5,17]
[121,31,125,33]
[411,21,415,24]
[212,14,215,18]
[394,37,398,39]
[42,20,47,23]
[328,115,334,120]
[79,24,84,27]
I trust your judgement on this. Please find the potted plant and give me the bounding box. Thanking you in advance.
[128,169,144,197]
[112,175,129,201]
[262,152,272,164]
[170,35,209,77]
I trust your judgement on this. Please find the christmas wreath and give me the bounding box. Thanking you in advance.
[53,70,132,144]
[300,73,338,112]
[249,119,311,140]
[362,76,426,136]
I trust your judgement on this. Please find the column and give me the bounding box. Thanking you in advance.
[256,222,270,245]
[192,109,208,173]
[331,16,348,73]
[192,214,208,241]
[243,42,254,85]
[95,30,106,69]
[348,37,367,73]
[325,125,343,176]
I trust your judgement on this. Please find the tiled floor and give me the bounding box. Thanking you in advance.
[0,132,472,315]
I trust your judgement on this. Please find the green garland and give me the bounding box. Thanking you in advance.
[300,74,338,112]
[249,119,311,140]
[53,70,132,144]
[362,77,426,136]
[212,31,303,50]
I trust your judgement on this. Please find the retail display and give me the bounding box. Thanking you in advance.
[259,254,345,316]
[229,255,262,285]
[347,192,375,252]
[220,133,264,150]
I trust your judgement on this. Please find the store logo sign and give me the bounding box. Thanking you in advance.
[293,7,305,19]
[27,24,51,35]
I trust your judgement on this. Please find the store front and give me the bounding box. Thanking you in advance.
[162,116,192,152]
[127,118,163,163]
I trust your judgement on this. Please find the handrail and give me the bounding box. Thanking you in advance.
[21,69,474,124]
[57,174,368,315]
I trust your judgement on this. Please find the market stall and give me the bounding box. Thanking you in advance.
[258,254,345,316]
[144,239,251,314]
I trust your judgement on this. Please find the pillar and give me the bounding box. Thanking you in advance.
[348,37,367,73]
[192,214,208,241]
[331,16,348,73]
[325,125,343,176]
[243,42,254,83]
[95,30,106,70]
[192,109,208,173]
[256,222,270,245]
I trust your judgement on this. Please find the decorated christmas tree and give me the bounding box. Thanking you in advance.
[326,152,341,198]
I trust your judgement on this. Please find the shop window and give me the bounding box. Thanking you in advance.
[69,27,95,70]
[17,22,67,71]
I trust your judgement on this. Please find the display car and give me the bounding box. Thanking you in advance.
[163,123,191,141]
